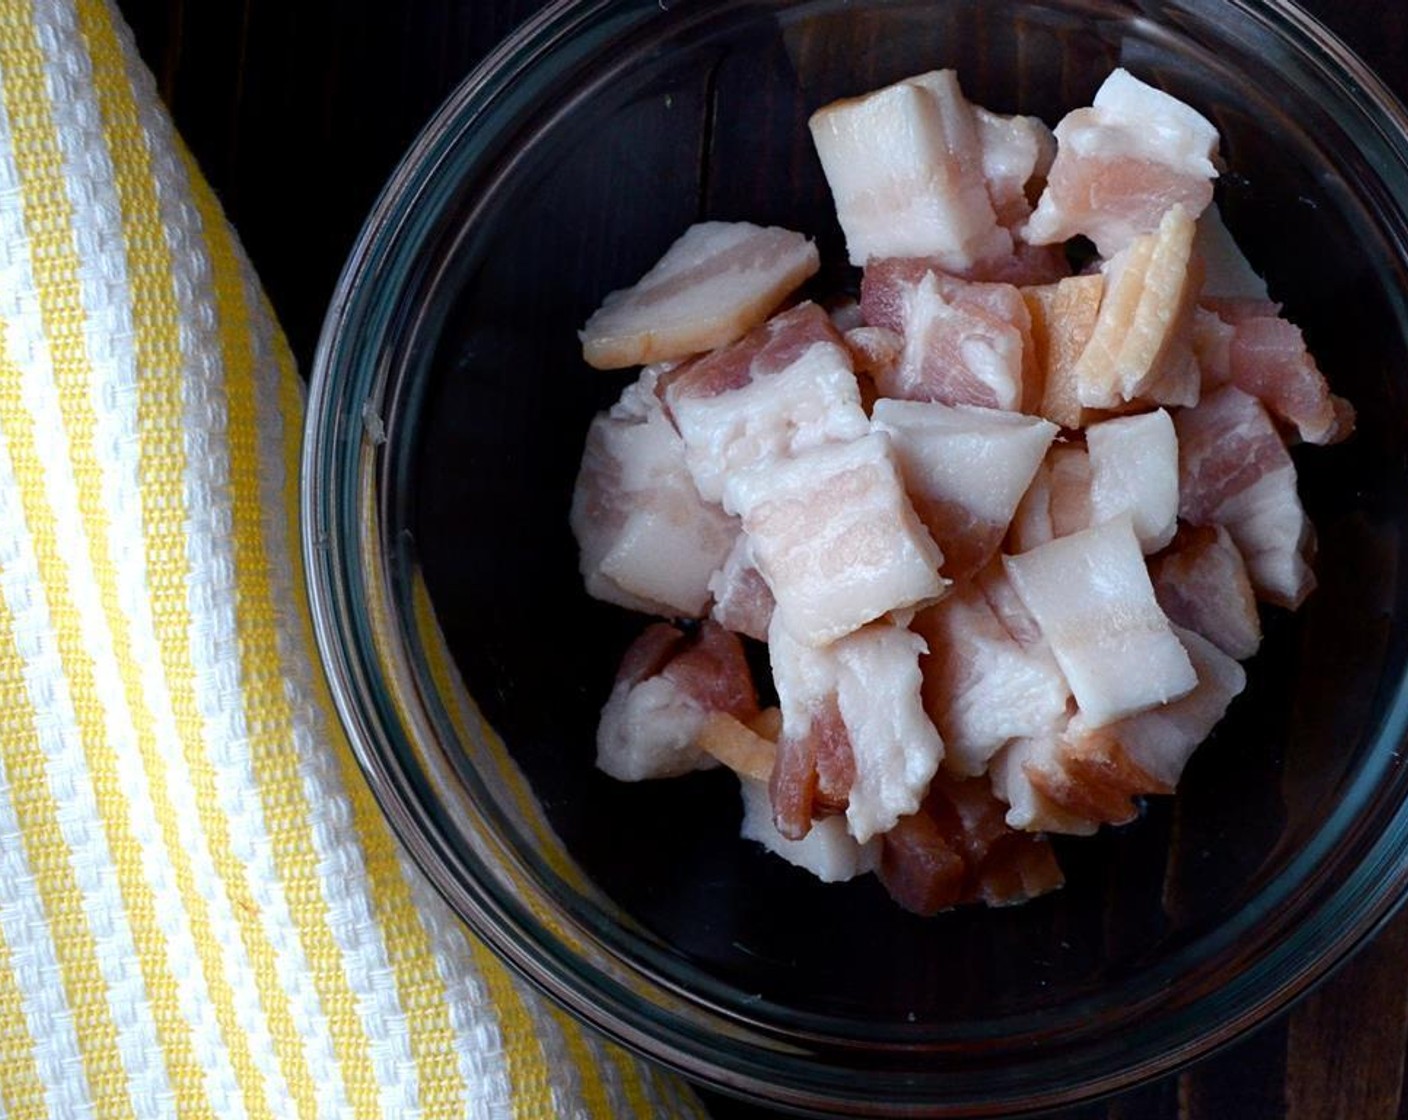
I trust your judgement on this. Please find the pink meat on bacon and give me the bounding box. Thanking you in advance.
[1150,523,1261,660]
[872,398,1057,580]
[1221,311,1355,445]
[580,221,819,369]
[768,618,943,844]
[596,621,759,781]
[571,370,738,616]
[663,302,870,504]
[1175,385,1316,608]
[1024,69,1219,257]
[707,533,775,641]
[860,260,1034,411]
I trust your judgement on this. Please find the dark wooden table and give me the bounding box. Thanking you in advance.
[112,1,1408,1116]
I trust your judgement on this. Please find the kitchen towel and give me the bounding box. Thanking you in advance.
[0,1,708,1116]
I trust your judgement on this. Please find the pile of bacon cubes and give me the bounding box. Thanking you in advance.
[569,68,1352,915]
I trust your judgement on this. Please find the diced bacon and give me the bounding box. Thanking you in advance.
[1022,273,1105,428]
[974,106,1057,228]
[1223,313,1355,445]
[809,70,1012,270]
[1010,441,1095,554]
[697,712,776,782]
[1004,517,1197,728]
[990,736,1101,835]
[843,325,903,383]
[1192,307,1234,388]
[1194,203,1269,302]
[707,533,775,641]
[571,375,737,616]
[739,775,881,882]
[596,621,759,780]
[1150,524,1261,659]
[580,221,819,369]
[913,577,1069,776]
[1023,69,1219,257]
[877,802,967,914]
[953,241,1072,287]
[860,262,1033,411]
[871,399,1057,580]
[1175,385,1316,607]
[1086,409,1179,552]
[769,619,944,844]
[725,432,947,647]
[878,773,1064,913]
[1066,625,1245,790]
[663,303,870,504]
[1019,626,1245,827]
[1070,205,1203,410]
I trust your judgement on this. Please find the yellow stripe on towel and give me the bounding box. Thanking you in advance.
[0,15,213,1118]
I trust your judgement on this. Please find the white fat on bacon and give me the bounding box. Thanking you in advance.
[738,776,881,882]
[871,398,1056,580]
[860,262,1034,411]
[664,302,870,505]
[809,70,1012,269]
[597,622,759,781]
[1003,517,1196,728]
[913,574,1070,777]
[580,221,819,369]
[1150,523,1262,660]
[1086,408,1179,553]
[725,431,947,647]
[769,618,943,844]
[570,372,737,616]
[1175,385,1316,608]
[1024,68,1219,257]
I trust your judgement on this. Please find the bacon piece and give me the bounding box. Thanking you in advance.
[860,261,1034,411]
[1024,69,1219,257]
[1194,203,1269,302]
[1086,409,1179,553]
[974,106,1057,228]
[1070,205,1203,410]
[913,576,1069,777]
[664,302,870,504]
[697,712,775,781]
[1015,625,1245,827]
[707,533,775,641]
[596,621,759,781]
[809,70,1011,270]
[1192,306,1235,389]
[580,221,819,369]
[879,774,1064,914]
[739,776,881,883]
[769,619,944,844]
[990,736,1100,835]
[1022,273,1105,428]
[1223,313,1355,445]
[871,399,1057,580]
[1004,517,1196,728]
[1010,441,1095,553]
[843,325,903,384]
[725,432,947,647]
[571,373,737,616]
[1150,524,1261,659]
[1175,385,1316,608]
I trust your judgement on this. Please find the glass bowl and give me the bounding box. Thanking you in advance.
[302,0,1408,1114]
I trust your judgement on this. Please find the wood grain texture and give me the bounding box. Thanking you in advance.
[109,2,1408,1117]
